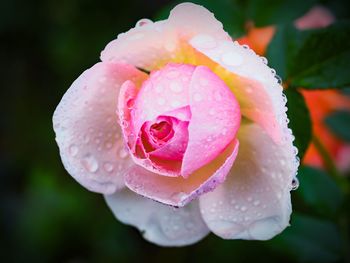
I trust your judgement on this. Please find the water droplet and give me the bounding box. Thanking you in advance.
[68,144,78,156]
[247,197,253,202]
[209,109,216,116]
[121,120,129,128]
[246,86,253,93]
[105,141,113,149]
[275,75,282,84]
[221,51,243,66]
[167,71,180,79]
[240,206,247,212]
[253,200,260,206]
[103,162,114,173]
[193,93,203,102]
[261,57,268,64]
[191,34,217,49]
[222,128,227,136]
[164,41,176,52]
[81,154,99,173]
[136,18,153,27]
[119,148,129,159]
[170,82,183,93]
[291,177,299,190]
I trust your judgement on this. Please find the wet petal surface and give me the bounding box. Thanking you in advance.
[53,62,147,194]
[104,188,210,246]
[199,124,298,240]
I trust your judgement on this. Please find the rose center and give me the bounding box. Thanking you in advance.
[150,121,173,141]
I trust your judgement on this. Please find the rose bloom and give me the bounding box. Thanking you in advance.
[53,3,298,246]
[238,5,350,171]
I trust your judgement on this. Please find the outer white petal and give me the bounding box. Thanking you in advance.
[104,189,210,246]
[199,123,298,240]
[53,62,147,194]
[100,3,229,70]
[190,33,291,144]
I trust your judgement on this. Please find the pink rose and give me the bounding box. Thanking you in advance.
[53,3,298,246]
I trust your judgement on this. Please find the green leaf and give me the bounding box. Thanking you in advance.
[324,110,350,142]
[266,24,306,80]
[290,22,350,89]
[247,0,317,27]
[297,166,343,216]
[284,88,312,160]
[153,0,245,38]
[268,213,342,263]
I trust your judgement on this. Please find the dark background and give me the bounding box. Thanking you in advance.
[1,0,349,262]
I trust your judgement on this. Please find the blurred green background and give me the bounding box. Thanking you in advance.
[1,0,350,262]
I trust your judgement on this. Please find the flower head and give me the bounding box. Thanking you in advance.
[53,3,298,246]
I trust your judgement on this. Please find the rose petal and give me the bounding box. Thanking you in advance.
[132,64,195,137]
[104,188,210,247]
[181,65,241,177]
[53,62,147,194]
[199,123,298,240]
[100,3,229,71]
[118,80,139,150]
[124,139,239,207]
[167,3,230,41]
[190,36,289,144]
[149,118,189,161]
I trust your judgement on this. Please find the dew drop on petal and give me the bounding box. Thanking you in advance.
[275,75,282,84]
[103,162,114,173]
[253,200,260,206]
[81,154,99,173]
[191,34,217,49]
[119,148,129,159]
[68,144,78,156]
[261,57,268,64]
[170,82,183,93]
[167,70,180,79]
[209,109,216,116]
[136,18,153,27]
[291,177,299,190]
